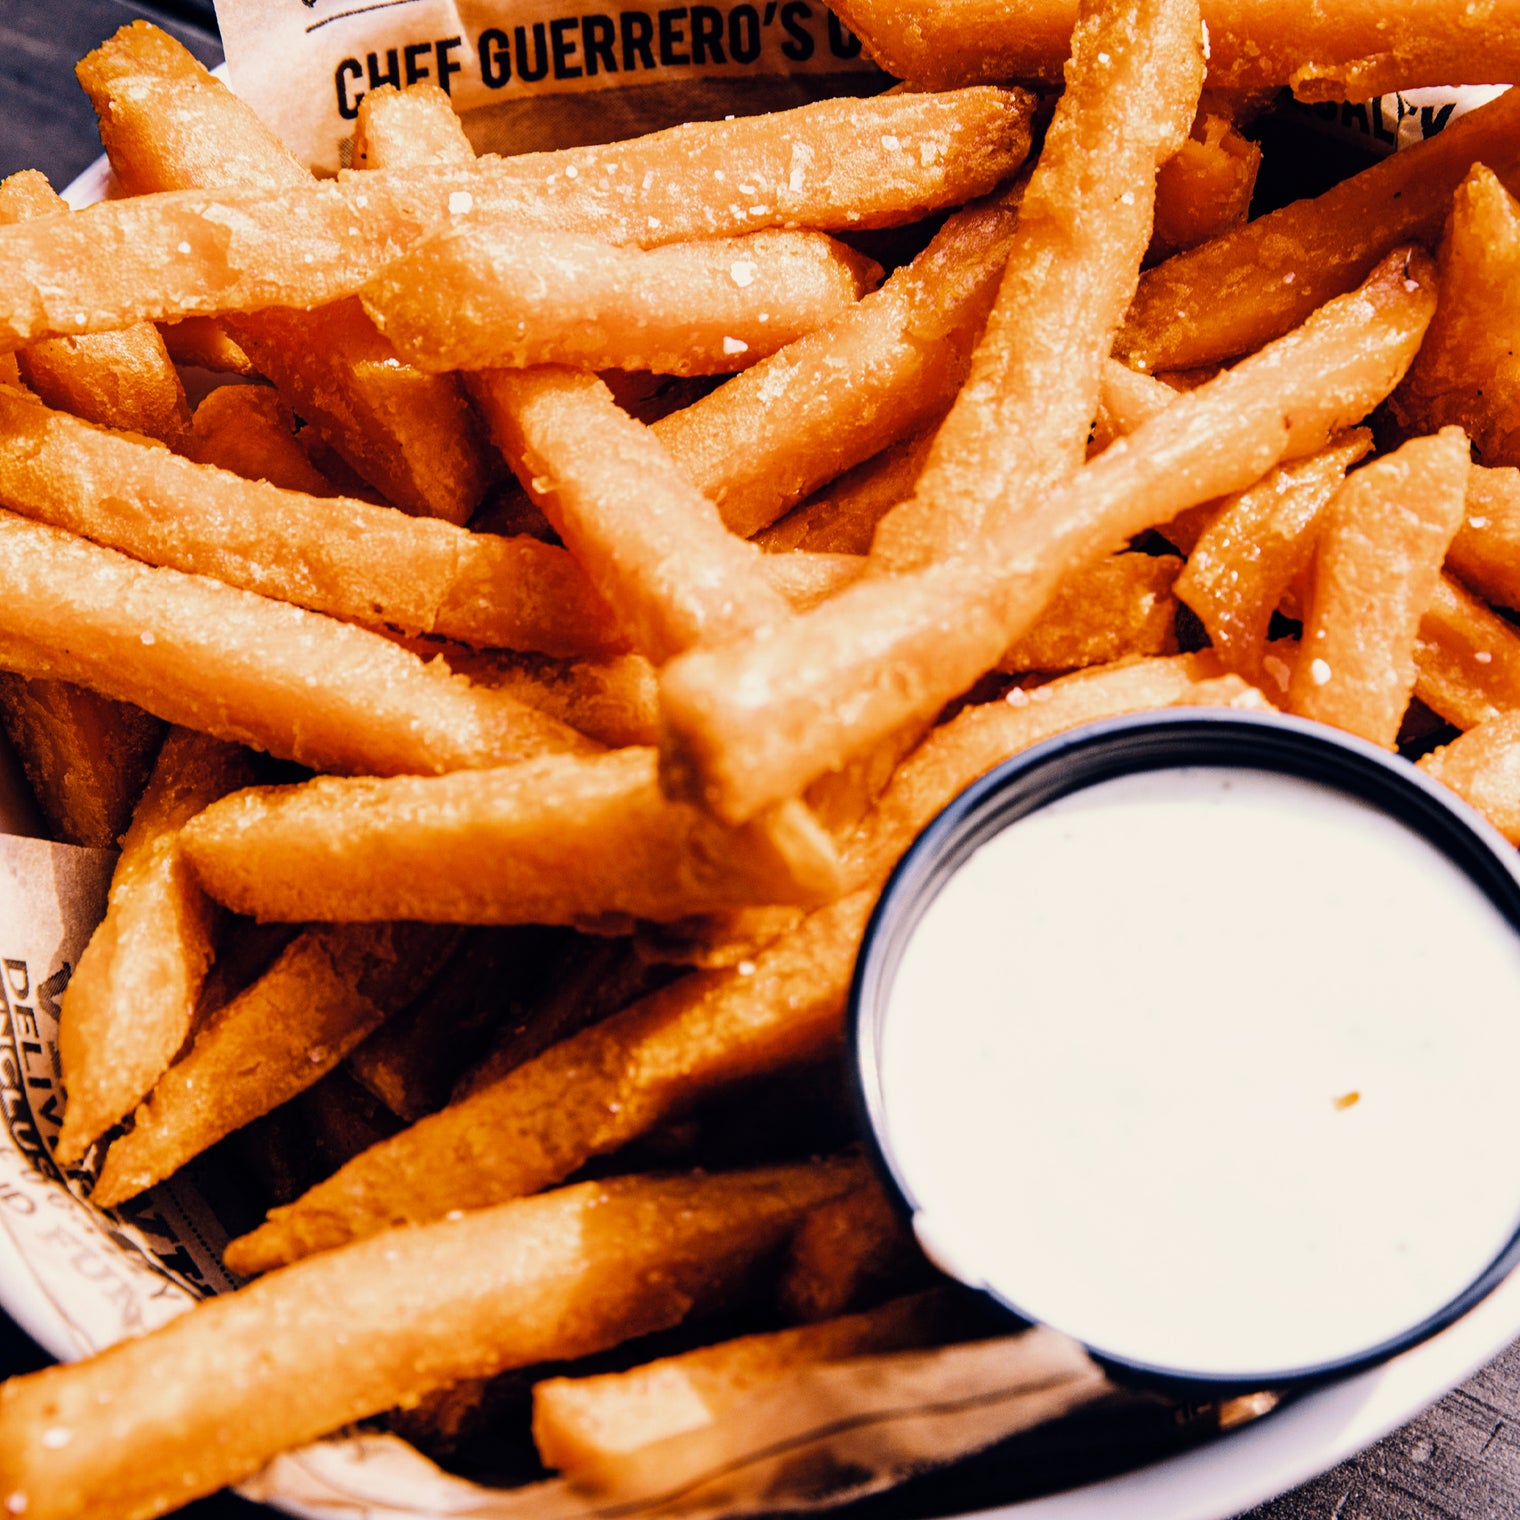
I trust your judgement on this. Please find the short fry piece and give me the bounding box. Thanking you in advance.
[1391,166,1520,466]
[365,228,879,375]
[1288,429,1470,747]
[1419,713,1520,843]
[92,922,459,1208]
[56,730,255,1165]
[353,83,474,171]
[1175,432,1373,680]
[0,513,592,778]
[1447,466,1520,612]
[660,251,1436,823]
[1148,113,1261,262]
[1118,85,1520,370]
[533,1291,951,1475]
[186,386,337,497]
[222,892,874,1275]
[1414,574,1520,730]
[157,316,254,375]
[179,747,839,926]
[0,1162,862,1520]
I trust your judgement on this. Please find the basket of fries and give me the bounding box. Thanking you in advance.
[4,0,1520,1516]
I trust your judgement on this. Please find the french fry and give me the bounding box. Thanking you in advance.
[185,386,338,497]
[0,675,164,848]
[1288,429,1470,747]
[1148,113,1261,261]
[762,550,867,611]
[353,82,474,171]
[1390,165,1520,466]
[1090,356,1177,452]
[0,513,594,778]
[91,922,460,1208]
[365,227,880,375]
[869,0,1204,570]
[55,730,256,1166]
[156,316,254,375]
[756,423,943,555]
[653,196,1022,539]
[1118,85,1520,371]
[1175,432,1373,680]
[660,250,1437,824]
[533,1291,952,1475]
[999,554,1183,673]
[1418,713,1520,843]
[823,0,1520,98]
[1414,573,1520,729]
[0,170,190,446]
[221,892,876,1275]
[345,926,546,1122]
[79,25,493,524]
[476,366,797,663]
[1447,466,1520,611]
[0,1162,863,1520]
[0,385,626,658]
[0,87,1034,352]
[778,1181,929,1323]
[178,747,841,925]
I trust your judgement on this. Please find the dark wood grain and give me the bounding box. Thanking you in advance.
[2,3,1519,1518]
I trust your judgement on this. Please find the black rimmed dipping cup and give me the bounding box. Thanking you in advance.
[850,709,1520,1395]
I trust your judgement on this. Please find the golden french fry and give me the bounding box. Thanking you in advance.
[186,386,338,497]
[999,554,1182,673]
[1391,165,1520,466]
[778,1181,928,1323]
[660,250,1436,824]
[1447,466,1520,611]
[756,423,943,556]
[221,892,875,1275]
[824,0,1520,98]
[1414,573,1520,729]
[0,87,1033,352]
[475,366,797,663]
[1175,432,1373,679]
[55,730,256,1166]
[0,170,189,446]
[1288,429,1470,746]
[91,922,460,1208]
[533,1291,952,1475]
[366,227,879,375]
[1418,712,1520,843]
[156,316,254,375]
[655,195,1022,539]
[353,83,474,171]
[1089,356,1177,452]
[870,0,1203,570]
[178,747,840,925]
[78,25,494,524]
[1149,113,1261,261]
[0,385,625,658]
[1119,85,1520,371]
[0,1162,862,1520]
[0,513,593,777]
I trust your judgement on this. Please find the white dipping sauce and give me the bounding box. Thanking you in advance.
[879,766,1520,1378]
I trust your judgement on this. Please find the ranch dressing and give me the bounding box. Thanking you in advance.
[878,766,1520,1379]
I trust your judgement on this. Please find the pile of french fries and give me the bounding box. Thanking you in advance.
[3,1,1520,1515]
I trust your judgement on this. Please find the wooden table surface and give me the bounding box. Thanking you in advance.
[3,3,1519,1517]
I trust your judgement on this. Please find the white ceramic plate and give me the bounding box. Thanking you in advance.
[0,90,1508,1520]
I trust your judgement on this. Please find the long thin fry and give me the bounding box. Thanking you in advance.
[221,892,875,1274]
[178,747,840,925]
[79,24,492,523]
[0,88,1033,351]
[653,196,1022,539]
[0,384,625,658]
[660,250,1437,823]
[91,922,460,1207]
[0,513,594,777]
[824,0,1520,101]
[870,0,1203,569]
[365,227,879,375]
[0,1163,862,1520]
[55,730,255,1165]
[1118,85,1520,371]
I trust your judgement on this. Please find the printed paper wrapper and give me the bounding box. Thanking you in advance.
[213,0,886,175]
